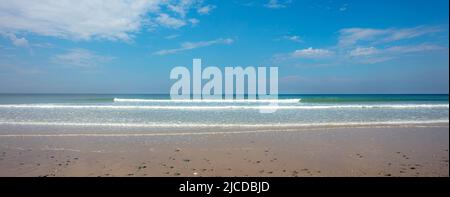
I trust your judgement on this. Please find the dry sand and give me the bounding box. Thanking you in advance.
[0,124,448,177]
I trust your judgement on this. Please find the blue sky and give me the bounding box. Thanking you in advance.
[0,0,448,94]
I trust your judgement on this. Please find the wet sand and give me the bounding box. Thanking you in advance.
[0,125,448,177]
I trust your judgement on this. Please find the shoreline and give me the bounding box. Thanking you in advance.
[0,122,448,136]
[0,124,448,177]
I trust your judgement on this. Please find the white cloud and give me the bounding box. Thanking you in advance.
[264,0,291,9]
[283,35,302,43]
[188,18,200,26]
[197,5,216,15]
[349,44,444,58]
[1,32,29,47]
[0,0,214,41]
[272,47,334,62]
[338,26,444,47]
[352,56,394,64]
[167,0,201,17]
[339,26,446,64]
[164,34,180,40]
[347,44,445,64]
[349,47,378,57]
[290,47,334,58]
[338,28,387,47]
[155,13,187,29]
[51,48,114,68]
[274,25,446,66]
[154,38,234,55]
[382,26,443,43]
[385,44,445,54]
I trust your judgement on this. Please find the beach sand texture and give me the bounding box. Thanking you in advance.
[0,125,448,177]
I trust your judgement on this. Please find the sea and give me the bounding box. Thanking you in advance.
[0,94,448,136]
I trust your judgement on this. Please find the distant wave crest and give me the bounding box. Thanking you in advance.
[0,104,448,110]
[113,98,301,103]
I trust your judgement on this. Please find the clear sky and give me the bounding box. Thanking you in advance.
[0,0,448,94]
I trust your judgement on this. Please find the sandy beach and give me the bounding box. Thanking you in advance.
[0,124,448,177]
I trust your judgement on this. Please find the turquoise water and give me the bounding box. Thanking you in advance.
[0,94,448,134]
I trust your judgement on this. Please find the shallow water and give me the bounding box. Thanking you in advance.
[0,94,448,133]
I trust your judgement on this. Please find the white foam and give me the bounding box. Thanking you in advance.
[0,119,447,128]
[0,104,448,110]
[113,98,301,103]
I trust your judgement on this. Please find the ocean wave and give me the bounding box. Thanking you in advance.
[0,104,448,110]
[298,96,449,103]
[0,120,447,128]
[113,98,301,103]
